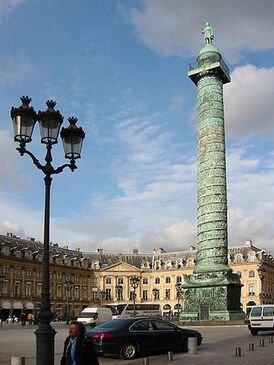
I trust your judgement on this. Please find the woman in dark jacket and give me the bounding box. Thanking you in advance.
[60,321,99,365]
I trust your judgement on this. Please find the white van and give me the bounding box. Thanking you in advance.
[77,307,112,327]
[248,305,274,335]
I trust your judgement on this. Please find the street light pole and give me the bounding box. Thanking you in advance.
[65,281,73,325]
[129,276,140,316]
[99,290,106,307]
[258,265,266,305]
[175,283,183,319]
[11,96,85,365]
[152,288,159,301]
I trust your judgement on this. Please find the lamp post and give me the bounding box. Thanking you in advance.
[0,273,6,323]
[129,276,140,316]
[11,96,85,365]
[152,288,159,301]
[175,283,183,319]
[64,281,73,325]
[99,290,106,307]
[258,265,266,305]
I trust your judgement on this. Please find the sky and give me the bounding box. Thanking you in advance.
[1,0,274,254]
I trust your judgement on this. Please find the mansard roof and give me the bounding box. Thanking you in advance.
[0,233,84,260]
[84,251,152,269]
[0,232,269,268]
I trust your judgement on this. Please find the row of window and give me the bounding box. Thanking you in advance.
[2,281,88,300]
[104,276,183,285]
[236,270,256,278]
[2,266,90,284]
[91,288,180,301]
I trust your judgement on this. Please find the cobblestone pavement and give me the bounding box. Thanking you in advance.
[1,323,274,365]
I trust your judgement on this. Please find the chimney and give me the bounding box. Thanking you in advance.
[7,232,13,237]
[245,240,252,247]
[133,248,139,255]
[63,245,68,250]
[97,248,103,254]
[75,247,81,252]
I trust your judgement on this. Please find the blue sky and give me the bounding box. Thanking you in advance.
[1,0,274,254]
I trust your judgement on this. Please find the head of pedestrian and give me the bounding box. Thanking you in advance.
[68,321,85,339]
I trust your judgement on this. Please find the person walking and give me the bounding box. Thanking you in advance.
[60,321,99,365]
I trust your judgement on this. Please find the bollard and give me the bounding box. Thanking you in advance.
[167,351,173,361]
[188,337,197,355]
[11,357,25,365]
[235,347,241,357]
[143,357,150,365]
[249,342,254,351]
[260,339,265,347]
[269,336,274,343]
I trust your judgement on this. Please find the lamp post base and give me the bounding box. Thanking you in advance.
[35,324,56,365]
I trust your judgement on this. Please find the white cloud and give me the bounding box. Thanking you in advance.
[226,144,274,251]
[0,56,34,84]
[169,94,185,112]
[141,219,196,252]
[224,64,274,138]
[0,0,28,20]
[0,130,28,191]
[125,0,274,62]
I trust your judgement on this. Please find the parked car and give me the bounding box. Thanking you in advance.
[77,307,112,327]
[248,304,274,335]
[86,317,202,360]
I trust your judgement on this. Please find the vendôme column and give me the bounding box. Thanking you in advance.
[181,23,244,321]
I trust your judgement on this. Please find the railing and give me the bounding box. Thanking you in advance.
[188,58,230,75]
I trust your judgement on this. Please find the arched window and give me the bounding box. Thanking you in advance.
[235,255,242,263]
[176,260,182,268]
[248,253,256,262]
[117,277,123,285]
[155,261,160,270]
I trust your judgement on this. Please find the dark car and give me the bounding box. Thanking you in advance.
[86,317,202,360]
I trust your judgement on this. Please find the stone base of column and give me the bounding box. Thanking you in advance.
[180,271,245,321]
[35,323,56,365]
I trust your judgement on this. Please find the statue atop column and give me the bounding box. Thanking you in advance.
[202,22,214,44]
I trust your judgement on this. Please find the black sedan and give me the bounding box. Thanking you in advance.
[86,317,202,360]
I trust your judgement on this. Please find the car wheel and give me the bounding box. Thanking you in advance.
[119,342,138,360]
[250,329,258,336]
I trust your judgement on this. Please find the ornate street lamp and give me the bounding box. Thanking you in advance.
[64,281,73,325]
[152,288,159,301]
[129,276,140,316]
[99,290,106,306]
[11,96,85,365]
[175,283,183,319]
[258,265,266,305]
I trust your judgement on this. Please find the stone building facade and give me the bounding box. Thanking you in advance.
[0,233,273,320]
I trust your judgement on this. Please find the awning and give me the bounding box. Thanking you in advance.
[13,301,23,309]
[1,301,11,309]
[25,302,34,309]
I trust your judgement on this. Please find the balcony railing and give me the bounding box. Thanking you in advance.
[189,58,230,75]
